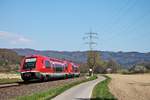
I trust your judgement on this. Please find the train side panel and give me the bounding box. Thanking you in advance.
[20,55,80,81]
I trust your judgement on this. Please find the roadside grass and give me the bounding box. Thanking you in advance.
[16,75,97,100]
[0,78,22,84]
[0,72,21,84]
[91,75,117,100]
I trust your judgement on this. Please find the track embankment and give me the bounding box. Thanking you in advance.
[108,74,150,100]
[0,77,85,100]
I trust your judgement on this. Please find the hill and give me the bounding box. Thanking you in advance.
[12,48,150,68]
[0,49,23,72]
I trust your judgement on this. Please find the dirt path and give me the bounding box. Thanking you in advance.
[108,74,150,100]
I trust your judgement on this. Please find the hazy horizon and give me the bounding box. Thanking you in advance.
[0,47,150,53]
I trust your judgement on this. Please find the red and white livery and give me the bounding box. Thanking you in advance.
[19,55,80,81]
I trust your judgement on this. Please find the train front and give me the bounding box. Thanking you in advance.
[20,56,41,81]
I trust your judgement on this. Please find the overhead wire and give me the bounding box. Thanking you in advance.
[110,0,138,35]
[101,0,136,37]
[117,9,150,36]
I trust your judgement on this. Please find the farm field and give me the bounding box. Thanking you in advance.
[108,74,150,100]
[0,73,21,79]
[0,73,22,84]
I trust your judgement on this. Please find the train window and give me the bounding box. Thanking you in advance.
[45,60,51,68]
[23,58,36,70]
[54,64,63,72]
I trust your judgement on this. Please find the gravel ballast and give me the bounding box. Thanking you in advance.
[0,77,85,100]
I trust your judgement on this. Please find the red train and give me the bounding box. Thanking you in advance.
[19,55,80,81]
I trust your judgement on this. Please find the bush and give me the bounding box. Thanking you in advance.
[117,69,131,74]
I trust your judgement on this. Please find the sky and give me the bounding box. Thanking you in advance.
[0,0,150,52]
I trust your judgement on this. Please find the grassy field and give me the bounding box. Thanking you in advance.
[0,78,22,84]
[0,73,22,84]
[16,75,97,100]
[92,75,117,100]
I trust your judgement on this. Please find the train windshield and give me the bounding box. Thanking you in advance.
[23,58,36,70]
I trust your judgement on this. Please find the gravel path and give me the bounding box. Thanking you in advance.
[52,76,106,100]
[0,77,85,100]
[108,74,150,100]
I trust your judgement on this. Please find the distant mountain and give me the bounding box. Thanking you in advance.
[12,48,150,68]
[12,48,87,63]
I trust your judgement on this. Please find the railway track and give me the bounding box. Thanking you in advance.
[0,81,49,88]
[0,83,19,88]
[0,77,81,88]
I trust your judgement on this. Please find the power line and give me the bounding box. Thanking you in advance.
[107,5,150,40]
[117,9,150,35]
[102,0,138,39]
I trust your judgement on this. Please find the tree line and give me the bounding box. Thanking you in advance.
[79,51,121,74]
[79,51,150,74]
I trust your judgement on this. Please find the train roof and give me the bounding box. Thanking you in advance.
[24,54,76,64]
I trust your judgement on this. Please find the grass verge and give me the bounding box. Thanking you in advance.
[16,75,97,100]
[91,75,117,100]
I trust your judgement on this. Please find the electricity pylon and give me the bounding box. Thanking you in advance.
[83,30,98,76]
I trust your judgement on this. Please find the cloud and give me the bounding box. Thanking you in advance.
[18,37,31,42]
[0,31,32,45]
[0,31,9,37]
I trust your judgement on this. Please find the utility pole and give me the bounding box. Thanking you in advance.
[83,30,98,76]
